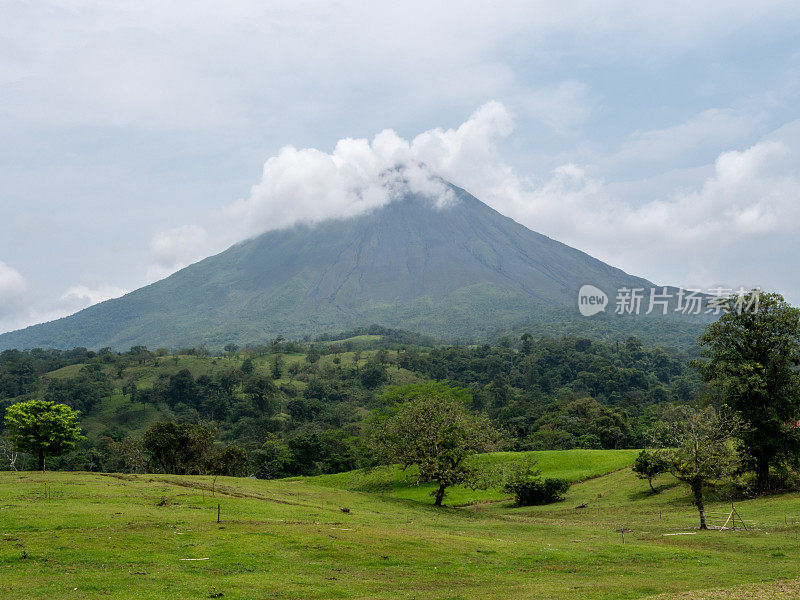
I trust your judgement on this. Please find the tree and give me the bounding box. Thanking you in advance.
[105,436,146,474]
[0,432,20,470]
[520,333,533,355]
[207,444,249,477]
[359,362,388,389]
[306,347,321,365]
[271,355,283,379]
[253,436,293,479]
[655,405,744,529]
[141,422,215,474]
[632,448,670,492]
[699,291,800,491]
[164,369,199,409]
[287,363,301,380]
[43,367,112,413]
[3,400,85,470]
[370,383,502,506]
[129,346,151,365]
[243,375,278,413]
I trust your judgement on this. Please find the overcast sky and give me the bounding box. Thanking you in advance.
[2,1,800,334]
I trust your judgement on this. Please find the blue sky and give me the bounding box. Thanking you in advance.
[1,1,799,333]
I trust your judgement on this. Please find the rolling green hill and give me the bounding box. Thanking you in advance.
[0,336,702,476]
[309,448,640,505]
[4,458,800,599]
[0,184,705,351]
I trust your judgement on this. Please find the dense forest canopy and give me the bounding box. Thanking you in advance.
[0,328,702,476]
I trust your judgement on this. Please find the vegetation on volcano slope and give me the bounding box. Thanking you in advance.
[0,333,701,477]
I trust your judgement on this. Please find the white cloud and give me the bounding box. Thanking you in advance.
[60,285,128,307]
[220,102,516,239]
[0,266,128,334]
[467,133,800,293]
[147,224,210,281]
[601,108,767,176]
[144,102,800,302]
[146,102,513,278]
[4,1,796,132]
[0,261,28,319]
[517,81,596,133]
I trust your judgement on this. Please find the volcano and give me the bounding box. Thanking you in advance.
[0,183,697,350]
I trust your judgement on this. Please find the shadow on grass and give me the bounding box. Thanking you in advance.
[627,481,680,502]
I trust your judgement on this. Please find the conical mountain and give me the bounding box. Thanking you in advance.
[0,184,688,350]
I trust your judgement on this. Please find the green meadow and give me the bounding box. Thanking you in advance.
[3,450,800,599]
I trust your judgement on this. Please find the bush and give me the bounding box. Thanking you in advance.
[503,459,571,505]
[508,477,570,506]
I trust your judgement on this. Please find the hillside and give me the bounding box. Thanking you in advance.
[4,462,800,599]
[0,184,704,351]
[309,448,640,505]
[0,336,702,474]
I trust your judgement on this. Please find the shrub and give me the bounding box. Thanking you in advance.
[503,459,571,505]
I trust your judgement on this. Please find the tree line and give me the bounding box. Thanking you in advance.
[2,291,799,515]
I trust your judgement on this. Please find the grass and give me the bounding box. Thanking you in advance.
[3,452,800,599]
[311,449,640,505]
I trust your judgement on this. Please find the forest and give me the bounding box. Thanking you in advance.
[0,327,702,478]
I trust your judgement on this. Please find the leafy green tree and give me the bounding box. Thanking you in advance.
[164,369,199,409]
[43,366,112,413]
[287,363,301,380]
[271,355,283,379]
[370,383,502,506]
[4,400,85,470]
[520,333,534,355]
[359,362,388,389]
[129,346,151,365]
[207,444,249,477]
[632,448,670,492]
[699,291,800,491]
[241,358,254,375]
[104,436,146,474]
[306,347,321,365]
[141,422,215,474]
[374,349,390,365]
[243,375,278,413]
[253,436,293,479]
[655,405,744,529]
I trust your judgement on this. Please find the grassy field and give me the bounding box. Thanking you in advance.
[3,452,800,599]
[311,449,640,505]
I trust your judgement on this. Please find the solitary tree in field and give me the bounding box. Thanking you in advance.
[370,383,502,506]
[656,405,744,529]
[632,448,670,493]
[699,291,800,491]
[4,400,85,470]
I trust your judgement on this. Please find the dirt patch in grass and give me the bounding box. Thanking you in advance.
[647,578,800,599]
